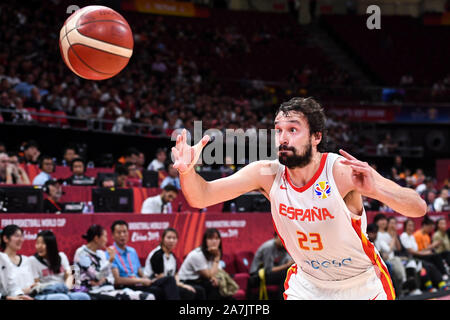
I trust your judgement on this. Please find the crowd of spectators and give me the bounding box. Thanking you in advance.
[0,0,359,139]
[0,221,240,300]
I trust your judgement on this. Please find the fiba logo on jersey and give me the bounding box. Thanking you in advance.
[314,181,331,199]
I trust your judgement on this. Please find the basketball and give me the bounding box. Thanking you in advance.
[59,5,133,80]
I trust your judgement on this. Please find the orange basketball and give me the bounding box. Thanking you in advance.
[59,6,134,80]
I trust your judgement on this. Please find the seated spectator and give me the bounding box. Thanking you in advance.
[11,97,33,123]
[74,97,94,120]
[6,152,30,184]
[400,219,448,292]
[414,216,449,277]
[112,108,133,133]
[28,230,91,300]
[64,158,95,186]
[160,163,181,190]
[136,151,146,173]
[432,218,450,270]
[32,155,54,186]
[0,225,35,299]
[425,190,437,212]
[106,220,179,300]
[247,233,294,300]
[141,184,178,214]
[42,179,64,214]
[144,228,197,300]
[178,228,228,300]
[117,147,140,166]
[61,146,79,167]
[19,140,40,165]
[101,177,116,188]
[124,162,142,187]
[97,100,122,131]
[0,153,9,183]
[0,252,33,300]
[147,148,167,171]
[114,165,128,188]
[74,225,155,300]
[434,188,449,212]
[373,214,407,295]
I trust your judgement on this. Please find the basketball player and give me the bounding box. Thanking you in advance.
[171,97,426,300]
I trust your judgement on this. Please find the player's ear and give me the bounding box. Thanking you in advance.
[312,132,322,147]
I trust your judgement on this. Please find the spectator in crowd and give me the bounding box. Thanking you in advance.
[136,151,146,173]
[0,153,9,183]
[247,233,294,300]
[434,188,449,212]
[28,230,91,300]
[118,147,140,166]
[32,155,54,186]
[391,155,405,181]
[6,152,30,184]
[0,225,36,297]
[19,141,40,165]
[425,190,437,212]
[400,219,448,292]
[160,163,181,189]
[178,228,227,300]
[106,220,178,300]
[74,224,155,300]
[64,158,95,186]
[416,177,437,196]
[114,165,129,188]
[367,223,378,243]
[0,252,33,300]
[11,97,33,123]
[61,146,78,167]
[74,97,94,120]
[144,228,197,299]
[414,216,449,277]
[124,161,142,187]
[147,148,167,171]
[42,179,64,214]
[97,100,122,131]
[373,214,407,296]
[141,184,178,214]
[432,218,450,269]
[112,108,133,133]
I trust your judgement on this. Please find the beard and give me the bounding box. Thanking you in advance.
[278,141,313,169]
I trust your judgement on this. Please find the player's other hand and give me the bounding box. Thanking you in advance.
[172,129,210,175]
[339,149,377,197]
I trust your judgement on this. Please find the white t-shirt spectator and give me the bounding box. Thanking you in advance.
[399,232,422,270]
[9,255,35,292]
[141,195,172,214]
[147,159,165,171]
[434,197,448,212]
[29,252,71,286]
[178,247,221,281]
[0,252,24,299]
[374,231,394,260]
[143,245,177,279]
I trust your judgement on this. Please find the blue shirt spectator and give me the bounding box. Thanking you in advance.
[107,243,141,278]
[32,171,51,186]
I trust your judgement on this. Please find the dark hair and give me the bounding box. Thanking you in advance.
[111,220,128,233]
[114,164,128,176]
[201,228,222,261]
[403,218,415,232]
[435,218,445,231]
[82,224,105,242]
[163,184,178,193]
[23,140,39,151]
[276,97,327,152]
[366,223,378,234]
[160,227,178,247]
[71,158,86,172]
[421,215,434,226]
[0,224,23,250]
[38,155,54,169]
[373,213,387,224]
[124,148,140,158]
[36,230,61,274]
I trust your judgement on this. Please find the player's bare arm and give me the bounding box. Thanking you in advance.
[172,129,275,208]
[334,149,426,217]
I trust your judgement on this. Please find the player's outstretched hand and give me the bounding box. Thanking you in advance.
[172,129,210,175]
[339,149,377,196]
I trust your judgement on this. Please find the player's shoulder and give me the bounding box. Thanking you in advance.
[246,159,281,175]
